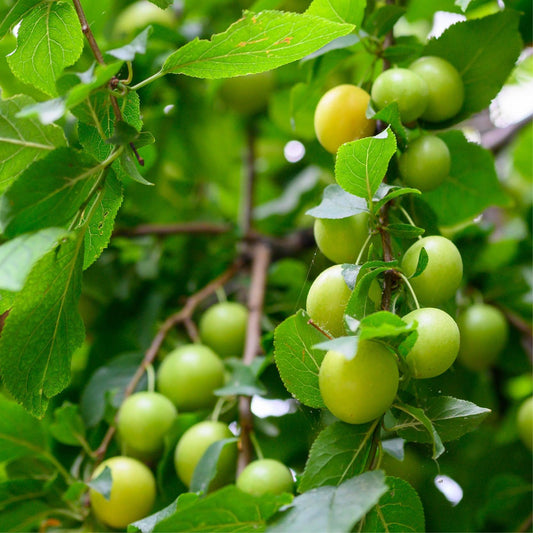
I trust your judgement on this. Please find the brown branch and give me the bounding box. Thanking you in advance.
[113,222,232,238]
[242,123,256,234]
[237,242,272,475]
[94,257,245,461]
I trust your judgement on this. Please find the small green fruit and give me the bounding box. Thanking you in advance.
[237,459,294,496]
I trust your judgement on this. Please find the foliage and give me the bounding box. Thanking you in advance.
[0,0,531,531]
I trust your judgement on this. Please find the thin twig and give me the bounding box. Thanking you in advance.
[94,258,245,461]
[242,123,256,234]
[237,242,272,475]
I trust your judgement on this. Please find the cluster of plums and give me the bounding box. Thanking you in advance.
[89,301,293,528]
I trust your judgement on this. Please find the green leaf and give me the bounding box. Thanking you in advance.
[313,335,359,359]
[364,4,405,36]
[190,438,239,494]
[345,267,389,320]
[336,128,397,204]
[87,465,112,500]
[386,223,425,238]
[0,500,51,532]
[49,402,87,447]
[0,478,47,512]
[119,148,154,185]
[411,246,428,279]
[7,1,84,96]
[422,131,509,226]
[0,147,107,238]
[306,184,368,219]
[0,0,41,38]
[361,476,425,532]
[372,183,420,212]
[0,234,85,416]
[0,95,66,192]
[358,311,417,343]
[267,471,388,533]
[273,309,329,409]
[0,227,67,291]
[147,0,173,7]
[81,171,123,269]
[423,10,522,124]
[391,403,445,459]
[299,421,377,492]
[366,102,407,145]
[0,396,47,462]
[306,0,366,26]
[107,26,153,61]
[154,486,292,532]
[161,10,354,78]
[129,498,183,533]
[214,359,267,397]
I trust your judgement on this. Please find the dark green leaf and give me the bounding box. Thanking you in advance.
[214,359,267,397]
[0,148,106,238]
[361,476,425,532]
[299,421,376,492]
[7,1,84,96]
[366,102,407,145]
[345,267,389,320]
[49,402,87,447]
[0,478,47,512]
[382,36,424,66]
[306,0,366,26]
[119,149,154,186]
[423,131,509,225]
[0,95,66,191]
[306,184,367,219]
[87,465,112,500]
[0,500,51,532]
[162,11,354,78]
[0,235,85,416]
[411,246,428,278]
[106,121,141,146]
[365,4,405,36]
[336,128,397,204]
[0,228,67,291]
[386,223,425,238]
[273,310,328,409]
[154,486,292,532]
[267,471,388,533]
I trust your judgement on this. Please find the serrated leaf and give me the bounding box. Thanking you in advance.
[0,0,41,38]
[411,246,428,278]
[423,10,522,125]
[372,185,421,212]
[386,223,425,238]
[306,0,366,26]
[14,97,66,126]
[313,335,359,360]
[7,1,84,96]
[267,471,388,533]
[119,148,154,185]
[0,95,66,191]
[306,184,368,219]
[273,309,328,409]
[0,235,85,416]
[299,421,377,492]
[49,402,86,447]
[190,438,239,494]
[361,476,425,532]
[366,102,407,145]
[0,396,48,462]
[87,465,112,500]
[422,131,508,225]
[391,403,445,459]
[345,267,389,320]
[154,486,292,532]
[359,311,416,343]
[82,171,123,269]
[0,227,67,292]
[336,128,397,204]
[107,26,153,61]
[129,498,183,533]
[161,10,354,78]
[0,147,107,238]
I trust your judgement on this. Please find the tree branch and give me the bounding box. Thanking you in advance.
[237,241,272,475]
[481,112,533,153]
[241,123,257,234]
[94,257,245,461]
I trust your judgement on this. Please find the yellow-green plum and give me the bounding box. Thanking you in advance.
[313,212,370,264]
[90,456,156,529]
[219,71,275,115]
[199,302,248,357]
[457,303,508,371]
[314,84,376,153]
[401,236,463,306]
[517,396,533,451]
[306,265,352,337]
[409,56,464,122]
[371,68,429,123]
[174,421,237,488]
[319,341,399,424]
[157,344,224,411]
[236,459,294,496]
[398,135,451,192]
[402,307,460,378]
[117,391,177,461]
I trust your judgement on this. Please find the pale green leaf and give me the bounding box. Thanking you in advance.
[306,0,366,26]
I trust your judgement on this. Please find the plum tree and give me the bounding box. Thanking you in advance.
[89,456,156,529]
[398,135,451,192]
[174,421,237,489]
[319,341,399,424]
[306,264,352,337]
[456,303,508,371]
[313,212,370,264]
[371,68,429,123]
[199,302,249,357]
[402,307,460,378]
[236,459,294,496]
[117,391,177,460]
[401,235,463,306]
[314,84,376,153]
[409,56,464,122]
[157,344,225,410]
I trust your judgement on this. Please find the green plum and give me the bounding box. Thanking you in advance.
[236,459,294,496]
[219,72,275,115]
[517,396,533,451]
